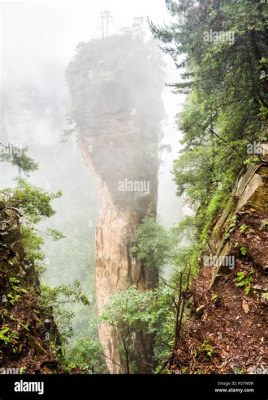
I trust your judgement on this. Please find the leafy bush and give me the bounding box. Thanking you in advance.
[130,216,171,270]
[0,178,61,224]
[234,270,254,295]
[100,285,179,372]
[40,281,89,342]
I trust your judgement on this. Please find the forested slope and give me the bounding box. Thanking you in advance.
[151,0,268,373]
[0,198,61,373]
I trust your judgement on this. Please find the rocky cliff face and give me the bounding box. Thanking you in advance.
[66,34,165,373]
[0,202,61,373]
[172,162,268,373]
[81,113,159,373]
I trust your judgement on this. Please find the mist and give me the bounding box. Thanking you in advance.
[0,0,184,349]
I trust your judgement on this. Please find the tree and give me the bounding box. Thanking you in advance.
[0,144,38,175]
[150,0,268,256]
[65,337,107,374]
[130,216,171,270]
[40,281,89,343]
[100,286,174,373]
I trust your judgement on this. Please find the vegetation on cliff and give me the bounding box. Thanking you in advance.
[151,0,268,256]
[0,150,91,372]
[148,0,268,373]
[1,0,268,377]
[95,0,268,374]
[66,26,167,373]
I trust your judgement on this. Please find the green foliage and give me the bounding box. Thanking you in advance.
[172,216,195,242]
[65,338,107,374]
[0,151,92,366]
[101,285,176,372]
[0,326,19,346]
[0,327,10,343]
[64,320,107,374]
[170,219,199,275]
[234,269,254,295]
[194,340,215,361]
[130,216,171,270]
[7,292,21,306]
[240,246,248,256]
[151,0,268,273]
[0,147,38,174]
[233,367,244,375]
[0,179,63,273]
[199,341,215,360]
[198,189,226,247]
[261,292,268,303]
[243,156,260,167]
[21,225,45,272]
[211,294,218,304]
[40,281,89,342]
[0,178,61,224]
[227,216,238,232]
[46,228,66,241]
[9,277,20,286]
[66,33,165,137]
[100,217,194,372]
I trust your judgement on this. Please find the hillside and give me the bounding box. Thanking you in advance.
[0,201,61,373]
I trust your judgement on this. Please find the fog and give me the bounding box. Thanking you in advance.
[0,0,185,340]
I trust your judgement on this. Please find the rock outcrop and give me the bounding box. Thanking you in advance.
[172,162,268,373]
[0,202,61,373]
[81,113,159,373]
[67,34,165,373]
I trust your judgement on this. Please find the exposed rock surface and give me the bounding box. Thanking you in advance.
[66,36,165,373]
[81,114,159,373]
[172,163,268,374]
